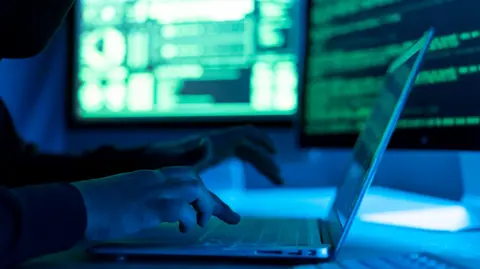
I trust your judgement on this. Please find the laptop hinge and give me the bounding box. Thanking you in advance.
[321,221,334,249]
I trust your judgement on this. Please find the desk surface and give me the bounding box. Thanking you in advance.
[21,187,480,269]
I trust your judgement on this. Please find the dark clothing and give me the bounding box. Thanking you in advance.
[0,0,102,265]
[0,183,86,268]
[0,97,203,267]
[0,0,205,265]
[0,98,127,267]
[0,0,80,264]
[0,98,118,186]
[0,99,202,188]
[0,99,142,188]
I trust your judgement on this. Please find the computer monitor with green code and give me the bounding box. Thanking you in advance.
[299,0,480,149]
[68,0,300,127]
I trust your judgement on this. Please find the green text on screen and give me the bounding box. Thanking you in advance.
[305,0,480,134]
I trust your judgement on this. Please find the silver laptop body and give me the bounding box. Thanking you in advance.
[87,28,435,262]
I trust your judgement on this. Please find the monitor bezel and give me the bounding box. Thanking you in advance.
[65,4,294,129]
[297,0,480,150]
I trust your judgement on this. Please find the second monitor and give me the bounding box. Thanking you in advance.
[299,0,480,149]
[70,0,300,126]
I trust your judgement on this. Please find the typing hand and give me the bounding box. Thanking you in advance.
[147,125,284,185]
[72,166,240,241]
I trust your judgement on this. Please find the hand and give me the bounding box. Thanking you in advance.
[72,167,240,241]
[148,125,284,185]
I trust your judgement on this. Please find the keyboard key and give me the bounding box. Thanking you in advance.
[200,217,312,247]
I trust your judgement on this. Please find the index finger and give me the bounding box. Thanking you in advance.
[230,125,277,154]
[209,191,241,225]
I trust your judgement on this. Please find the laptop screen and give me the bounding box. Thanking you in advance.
[325,29,435,251]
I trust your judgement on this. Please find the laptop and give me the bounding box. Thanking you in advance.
[87,28,435,262]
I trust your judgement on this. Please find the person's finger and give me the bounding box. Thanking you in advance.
[209,191,241,225]
[228,125,277,154]
[235,141,284,185]
[191,187,214,227]
[178,203,198,233]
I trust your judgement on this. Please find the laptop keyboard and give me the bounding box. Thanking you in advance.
[198,217,316,247]
[316,252,466,269]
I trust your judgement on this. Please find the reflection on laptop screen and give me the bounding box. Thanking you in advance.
[333,37,427,227]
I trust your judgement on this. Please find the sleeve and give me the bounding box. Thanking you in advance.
[5,142,204,188]
[23,144,205,184]
[0,98,146,187]
[0,183,87,268]
[18,146,149,184]
[0,97,204,188]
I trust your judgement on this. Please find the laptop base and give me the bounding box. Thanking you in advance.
[87,243,331,261]
[87,217,331,261]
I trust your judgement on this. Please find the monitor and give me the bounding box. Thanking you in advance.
[68,0,300,128]
[299,0,480,149]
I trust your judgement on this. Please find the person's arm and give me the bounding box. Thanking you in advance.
[0,183,87,268]
[14,146,150,186]
[18,144,205,185]
[0,98,138,187]
[0,98,203,188]
[0,0,75,58]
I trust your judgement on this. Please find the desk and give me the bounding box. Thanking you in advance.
[21,187,480,268]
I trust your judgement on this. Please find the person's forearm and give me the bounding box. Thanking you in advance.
[0,183,87,268]
[34,144,205,181]
[12,146,147,187]
[5,144,206,188]
[2,146,146,188]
